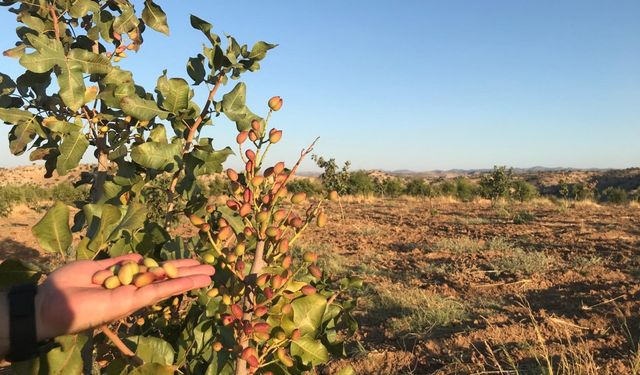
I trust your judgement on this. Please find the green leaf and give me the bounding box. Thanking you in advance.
[0,72,16,96]
[128,363,175,375]
[248,41,277,61]
[57,131,89,175]
[290,337,329,366]
[0,259,41,288]
[142,0,170,35]
[112,3,139,34]
[9,120,40,155]
[67,48,113,74]
[221,82,262,131]
[292,293,327,337]
[45,334,89,374]
[108,202,147,241]
[189,146,234,177]
[19,34,64,73]
[69,0,101,18]
[186,55,206,84]
[190,15,219,46]
[88,204,123,251]
[125,336,175,365]
[156,74,192,114]
[149,124,168,143]
[131,141,182,170]
[0,108,37,125]
[121,96,169,121]
[56,65,86,112]
[32,201,72,256]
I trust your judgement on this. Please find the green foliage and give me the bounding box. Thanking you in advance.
[600,187,628,205]
[312,155,351,195]
[480,166,514,201]
[513,210,536,224]
[287,178,323,196]
[454,177,479,202]
[405,178,432,197]
[512,179,538,202]
[0,2,356,374]
[347,170,375,196]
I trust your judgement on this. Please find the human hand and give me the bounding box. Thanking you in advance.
[34,254,214,341]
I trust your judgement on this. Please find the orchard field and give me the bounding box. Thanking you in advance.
[1,167,639,374]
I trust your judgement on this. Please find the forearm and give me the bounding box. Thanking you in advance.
[0,291,9,357]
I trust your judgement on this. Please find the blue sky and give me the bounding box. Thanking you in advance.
[0,0,638,171]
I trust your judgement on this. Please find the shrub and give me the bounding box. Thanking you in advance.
[480,166,514,201]
[380,177,405,198]
[405,178,432,197]
[51,182,89,205]
[434,179,457,197]
[454,177,479,202]
[286,178,324,196]
[512,180,538,202]
[513,210,536,224]
[348,170,375,196]
[312,155,352,195]
[600,187,628,205]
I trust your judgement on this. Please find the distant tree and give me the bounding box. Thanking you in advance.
[405,178,432,197]
[600,187,628,205]
[381,177,405,198]
[454,177,479,202]
[480,166,514,201]
[512,180,539,202]
[312,155,351,195]
[287,178,324,196]
[348,170,375,196]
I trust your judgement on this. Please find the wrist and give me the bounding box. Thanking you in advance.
[0,291,8,357]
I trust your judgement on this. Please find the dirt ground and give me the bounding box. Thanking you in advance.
[1,196,639,374]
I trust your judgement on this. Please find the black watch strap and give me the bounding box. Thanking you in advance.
[6,283,39,362]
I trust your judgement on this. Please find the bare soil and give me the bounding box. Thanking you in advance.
[1,186,639,373]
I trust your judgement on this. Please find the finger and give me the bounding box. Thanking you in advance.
[177,264,215,278]
[96,254,143,268]
[133,275,212,307]
[163,258,200,268]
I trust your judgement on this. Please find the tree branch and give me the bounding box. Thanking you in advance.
[100,325,143,366]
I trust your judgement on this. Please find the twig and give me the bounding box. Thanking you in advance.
[547,316,589,330]
[581,294,625,311]
[49,4,60,41]
[271,137,319,199]
[473,279,532,288]
[100,325,144,366]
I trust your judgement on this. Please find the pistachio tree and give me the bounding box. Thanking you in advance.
[0,1,359,374]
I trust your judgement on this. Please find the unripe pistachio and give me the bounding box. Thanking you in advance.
[282,255,292,269]
[226,168,239,182]
[136,317,145,325]
[251,176,264,186]
[118,263,135,285]
[291,329,301,341]
[104,275,121,289]
[301,285,317,295]
[245,160,254,173]
[113,56,121,62]
[239,203,252,218]
[207,288,219,298]
[273,209,288,223]
[221,314,234,325]
[289,217,304,229]
[250,119,261,132]
[243,226,255,238]
[254,305,268,317]
[303,251,318,263]
[271,275,284,289]
[92,269,113,285]
[127,43,135,50]
[138,265,148,273]
[230,304,244,319]
[222,294,232,305]
[277,348,294,367]
[235,130,248,144]
[248,130,258,142]
[277,238,289,254]
[226,200,240,211]
[218,218,229,227]
[265,226,280,238]
[308,265,323,279]
[291,192,306,204]
[226,253,237,263]
[143,257,159,268]
[133,272,156,288]
[269,129,282,143]
[264,287,274,299]
[256,211,269,223]
[212,341,223,352]
[245,149,256,161]
[273,162,285,175]
[189,214,205,226]
[271,327,286,341]
[202,253,215,264]
[163,263,179,279]
[263,167,275,178]
[261,194,272,205]
[218,226,233,241]
[282,303,292,315]
[236,260,245,273]
[234,243,246,256]
[268,96,283,111]
[256,273,270,287]
[316,212,328,228]
[243,189,253,204]
[200,223,211,232]
[149,267,166,279]
[99,125,109,133]
[246,355,259,368]
[329,190,339,201]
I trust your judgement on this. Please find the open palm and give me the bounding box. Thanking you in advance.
[34,254,214,341]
